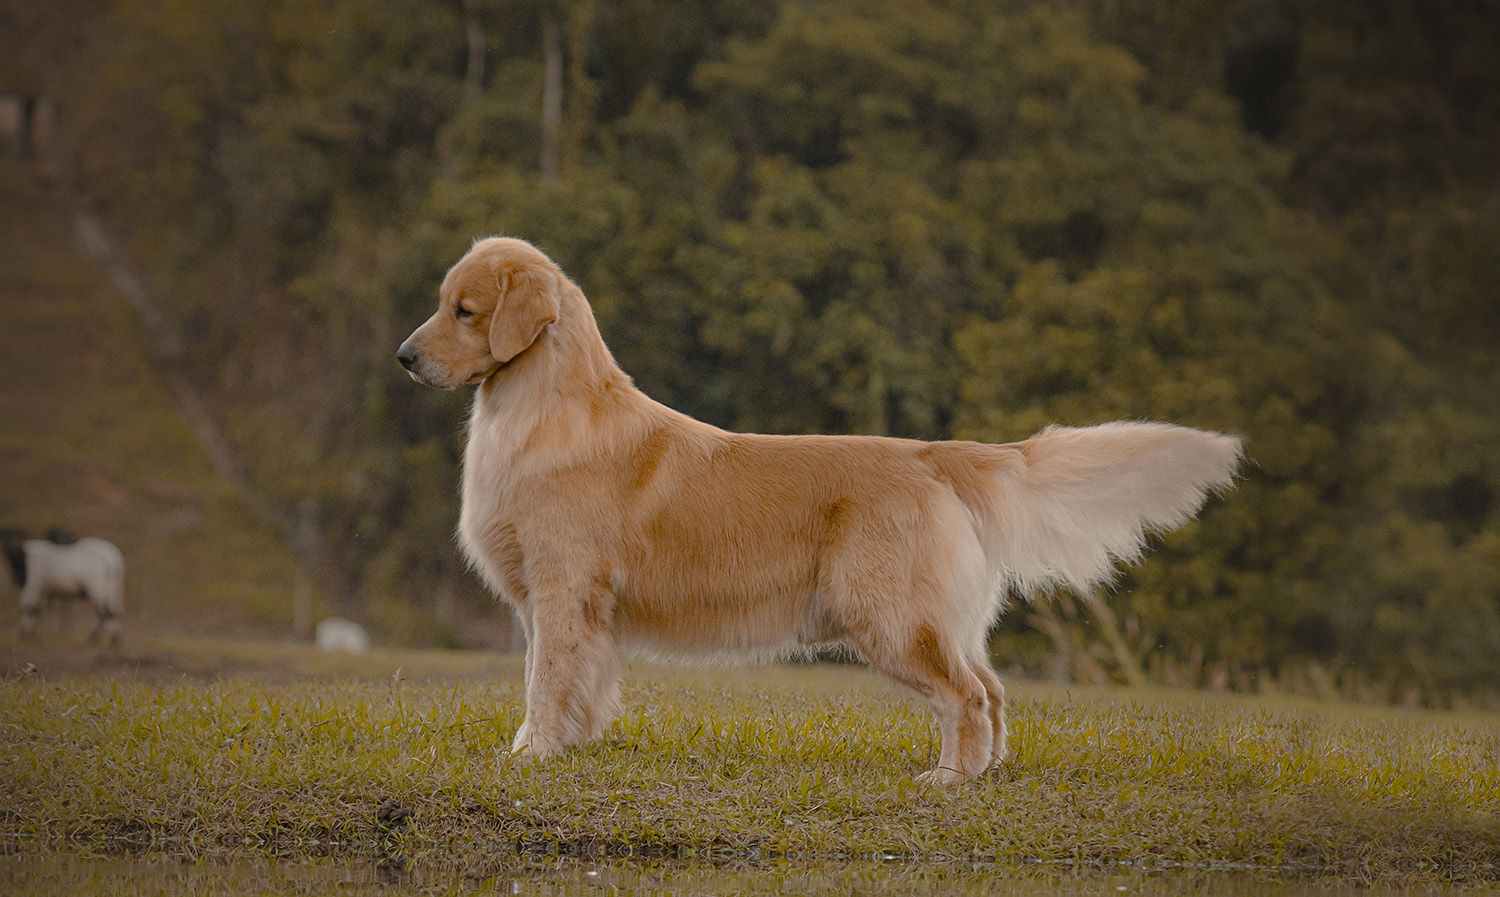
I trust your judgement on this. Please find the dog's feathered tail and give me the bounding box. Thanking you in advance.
[970,421,1242,599]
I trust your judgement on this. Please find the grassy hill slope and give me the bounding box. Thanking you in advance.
[0,158,305,645]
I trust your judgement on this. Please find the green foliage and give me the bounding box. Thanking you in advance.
[14,0,1497,692]
[1077,0,1500,689]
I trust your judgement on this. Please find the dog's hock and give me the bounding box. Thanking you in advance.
[490,263,561,363]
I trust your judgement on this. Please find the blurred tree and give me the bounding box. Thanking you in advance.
[16,0,1496,694]
[1081,0,1500,692]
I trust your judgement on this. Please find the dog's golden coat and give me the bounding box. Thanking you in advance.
[398,237,1242,783]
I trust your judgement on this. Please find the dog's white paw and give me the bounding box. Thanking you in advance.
[916,766,970,786]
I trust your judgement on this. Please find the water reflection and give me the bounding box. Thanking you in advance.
[0,854,1451,896]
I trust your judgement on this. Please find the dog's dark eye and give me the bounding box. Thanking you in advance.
[455,307,474,320]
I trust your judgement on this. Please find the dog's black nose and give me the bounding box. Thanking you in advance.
[396,345,418,371]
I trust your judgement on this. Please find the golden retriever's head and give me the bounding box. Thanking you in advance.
[397,237,562,389]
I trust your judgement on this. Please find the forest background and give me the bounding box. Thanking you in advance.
[2,0,1497,701]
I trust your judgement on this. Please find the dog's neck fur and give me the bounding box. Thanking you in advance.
[478,275,637,411]
[465,277,655,492]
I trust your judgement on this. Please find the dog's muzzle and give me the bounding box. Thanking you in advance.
[396,342,480,389]
[396,342,445,387]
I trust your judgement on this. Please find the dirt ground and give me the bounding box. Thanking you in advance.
[0,625,527,687]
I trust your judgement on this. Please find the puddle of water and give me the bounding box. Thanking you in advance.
[0,854,1461,897]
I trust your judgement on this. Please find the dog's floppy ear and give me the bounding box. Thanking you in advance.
[490,261,561,363]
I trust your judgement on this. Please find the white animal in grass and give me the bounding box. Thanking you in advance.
[315,617,370,653]
[1,528,124,646]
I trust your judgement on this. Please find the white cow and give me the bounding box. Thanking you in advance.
[1,529,124,646]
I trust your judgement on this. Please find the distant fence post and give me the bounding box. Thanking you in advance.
[292,499,317,640]
[0,93,58,178]
[0,94,23,157]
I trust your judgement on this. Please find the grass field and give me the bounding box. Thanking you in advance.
[2,636,1496,885]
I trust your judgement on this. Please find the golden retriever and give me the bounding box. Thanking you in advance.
[397,237,1241,783]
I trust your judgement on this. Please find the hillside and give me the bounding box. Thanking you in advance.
[0,157,306,646]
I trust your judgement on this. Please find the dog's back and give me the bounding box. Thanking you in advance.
[593,410,1240,661]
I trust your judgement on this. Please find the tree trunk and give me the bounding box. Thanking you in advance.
[540,14,562,182]
[1079,588,1146,687]
[462,0,485,98]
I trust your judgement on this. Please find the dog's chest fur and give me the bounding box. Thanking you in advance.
[458,382,545,604]
[456,370,641,605]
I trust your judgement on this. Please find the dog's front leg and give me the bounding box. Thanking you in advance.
[510,581,621,759]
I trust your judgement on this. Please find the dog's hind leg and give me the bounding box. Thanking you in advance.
[971,660,1009,765]
[823,495,998,783]
[851,619,994,784]
[510,582,621,759]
